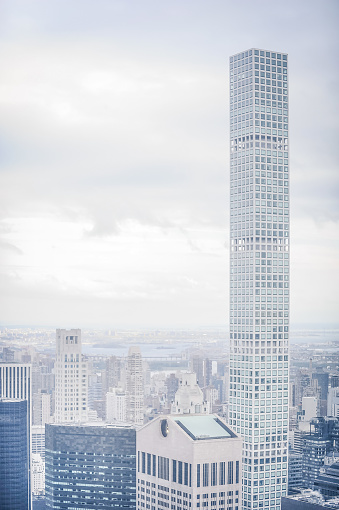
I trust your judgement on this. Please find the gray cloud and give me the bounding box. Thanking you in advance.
[0,0,338,327]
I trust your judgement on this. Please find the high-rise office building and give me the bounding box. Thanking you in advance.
[105,356,122,391]
[32,425,45,460]
[327,387,339,418]
[106,387,127,423]
[0,363,32,509]
[54,329,88,423]
[229,48,289,509]
[33,389,51,426]
[190,355,213,389]
[45,423,136,509]
[136,414,242,510]
[31,453,45,497]
[126,346,144,425]
[0,399,30,510]
[165,373,179,405]
[288,452,303,492]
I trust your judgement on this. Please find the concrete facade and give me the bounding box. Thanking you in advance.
[54,329,88,423]
[137,414,242,510]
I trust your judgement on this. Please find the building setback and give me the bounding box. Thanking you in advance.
[0,399,29,510]
[228,48,289,509]
[45,423,136,509]
[136,414,242,510]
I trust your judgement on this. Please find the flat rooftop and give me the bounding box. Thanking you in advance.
[174,415,236,440]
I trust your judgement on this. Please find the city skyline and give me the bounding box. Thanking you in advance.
[1,1,338,329]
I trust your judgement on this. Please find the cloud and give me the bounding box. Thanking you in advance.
[0,240,23,255]
[0,0,338,327]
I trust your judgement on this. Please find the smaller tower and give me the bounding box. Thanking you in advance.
[126,347,144,425]
[54,329,88,423]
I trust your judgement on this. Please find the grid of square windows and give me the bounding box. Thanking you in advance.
[229,49,289,510]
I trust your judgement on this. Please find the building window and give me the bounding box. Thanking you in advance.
[158,456,169,481]
[203,463,209,487]
[228,461,234,484]
[184,463,189,486]
[211,463,217,486]
[197,464,201,488]
[178,461,183,484]
[172,460,177,482]
[220,462,225,485]
[152,454,156,476]
[147,453,151,475]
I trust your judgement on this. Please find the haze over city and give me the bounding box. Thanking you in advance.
[1,0,338,329]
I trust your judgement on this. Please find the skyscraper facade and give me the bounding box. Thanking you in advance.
[126,346,144,425]
[0,363,32,509]
[229,48,290,509]
[0,399,29,510]
[45,423,136,509]
[137,414,242,510]
[54,329,88,423]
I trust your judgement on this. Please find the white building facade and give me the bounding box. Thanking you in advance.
[298,396,318,432]
[171,372,209,415]
[31,453,45,496]
[229,48,290,509]
[54,329,88,423]
[137,414,242,510]
[126,346,144,425]
[327,387,339,418]
[33,389,52,426]
[106,387,127,423]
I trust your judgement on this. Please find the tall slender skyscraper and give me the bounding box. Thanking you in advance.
[126,346,144,425]
[229,48,289,509]
[54,329,88,423]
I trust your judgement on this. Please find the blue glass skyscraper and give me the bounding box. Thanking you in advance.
[0,363,32,509]
[0,399,29,510]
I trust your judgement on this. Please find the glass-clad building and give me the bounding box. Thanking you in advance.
[45,423,136,509]
[229,48,290,509]
[0,363,32,509]
[0,399,29,510]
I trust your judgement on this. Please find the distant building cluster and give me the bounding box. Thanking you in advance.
[288,353,339,506]
[0,326,233,510]
[2,324,338,510]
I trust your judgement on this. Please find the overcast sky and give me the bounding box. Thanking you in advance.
[0,0,338,329]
